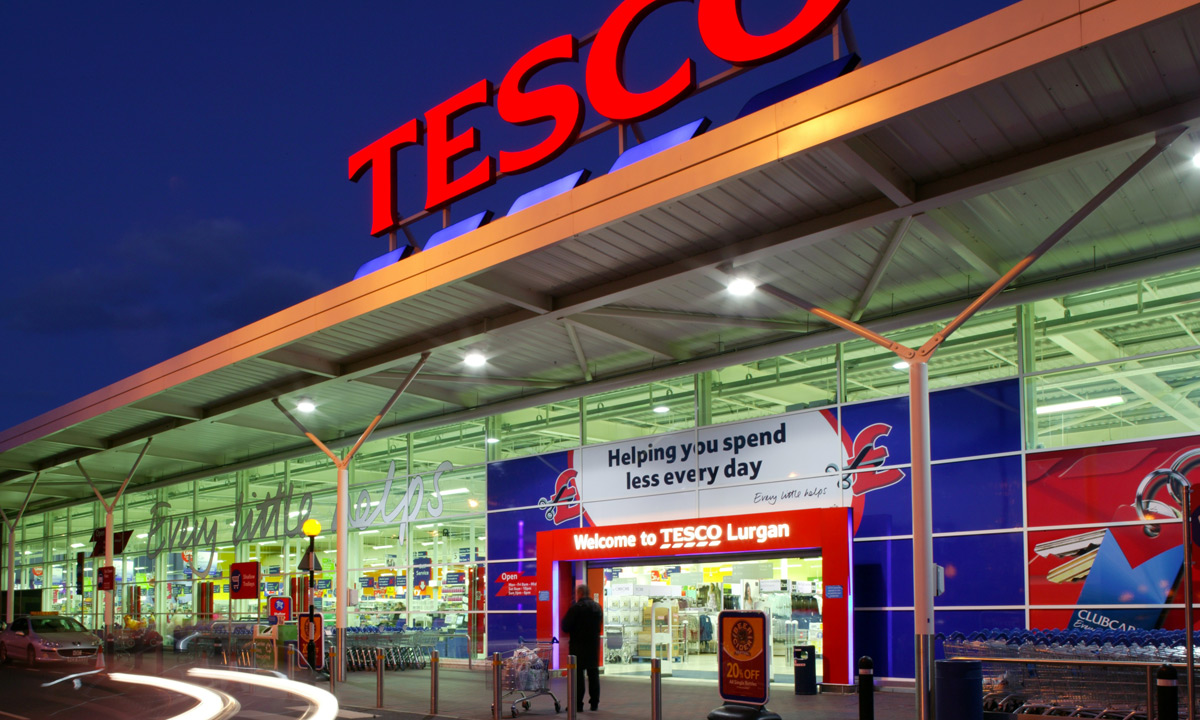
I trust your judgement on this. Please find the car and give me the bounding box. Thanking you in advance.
[0,614,102,666]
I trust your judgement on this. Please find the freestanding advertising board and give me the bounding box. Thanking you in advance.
[718,611,770,706]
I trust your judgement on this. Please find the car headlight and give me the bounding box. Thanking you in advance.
[41,641,60,649]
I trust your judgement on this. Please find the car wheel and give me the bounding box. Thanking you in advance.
[27,646,36,667]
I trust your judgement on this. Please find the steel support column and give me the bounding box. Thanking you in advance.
[77,440,151,638]
[758,129,1180,720]
[910,362,934,719]
[271,351,430,683]
[0,474,39,624]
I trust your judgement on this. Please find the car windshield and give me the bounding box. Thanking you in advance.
[30,617,87,634]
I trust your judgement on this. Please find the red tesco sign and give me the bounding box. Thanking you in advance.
[349,0,848,236]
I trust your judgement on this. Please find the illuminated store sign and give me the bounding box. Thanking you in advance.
[567,519,794,557]
[349,0,849,236]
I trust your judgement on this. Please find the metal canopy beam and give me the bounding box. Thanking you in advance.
[566,316,681,360]
[829,136,917,206]
[851,217,912,322]
[463,271,554,314]
[257,348,342,378]
[565,323,593,383]
[581,306,811,333]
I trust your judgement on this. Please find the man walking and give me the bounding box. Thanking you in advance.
[561,584,603,711]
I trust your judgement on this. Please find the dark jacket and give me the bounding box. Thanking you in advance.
[561,596,603,666]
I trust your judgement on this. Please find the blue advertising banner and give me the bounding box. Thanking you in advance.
[378,575,395,588]
[413,558,432,593]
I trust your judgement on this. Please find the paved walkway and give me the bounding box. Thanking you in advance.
[326,664,916,720]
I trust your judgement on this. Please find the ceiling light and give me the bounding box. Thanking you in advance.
[485,437,499,444]
[372,545,395,550]
[296,396,316,413]
[1193,151,1200,169]
[1036,396,1125,415]
[464,352,487,368]
[892,361,910,370]
[727,277,756,296]
[70,543,84,548]
[136,533,148,539]
[653,405,670,414]
[468,499,479,508]
[435,488,469,496]
[358,530,379,535]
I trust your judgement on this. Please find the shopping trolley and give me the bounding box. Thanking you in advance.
[492,640,562,717]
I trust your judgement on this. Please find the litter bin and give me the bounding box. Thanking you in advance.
[935,659,982,720]
[793,645,817,695]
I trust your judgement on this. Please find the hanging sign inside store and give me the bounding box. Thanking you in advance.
[348,0,850,236]
[90,529,133,558]
[230,561,261,600]
[718,610,770,706]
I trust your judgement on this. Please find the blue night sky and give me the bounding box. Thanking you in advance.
[0,0,1016,431]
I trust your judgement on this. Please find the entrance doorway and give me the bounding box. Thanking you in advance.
[535,507,853,685]
[597,555,824,682]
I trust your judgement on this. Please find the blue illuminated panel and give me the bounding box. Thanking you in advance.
[423,210,492,251]
[737,55,860,119]
[507,170,588,216]
[609,119,709,174]
[352,246,413,280]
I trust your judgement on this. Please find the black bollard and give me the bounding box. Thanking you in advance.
[858,656,874,720]
[1158,663,1178,720]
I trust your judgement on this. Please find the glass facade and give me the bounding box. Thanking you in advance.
[5,267,1200,674]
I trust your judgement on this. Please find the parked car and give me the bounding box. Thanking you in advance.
[0,613,102,666]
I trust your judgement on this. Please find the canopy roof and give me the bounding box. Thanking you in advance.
[3,0,1199,516]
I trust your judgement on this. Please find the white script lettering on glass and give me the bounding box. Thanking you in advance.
[145,482,316,575]
[348,460,449,544]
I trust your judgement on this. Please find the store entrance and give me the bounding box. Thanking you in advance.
[595,555,823,681]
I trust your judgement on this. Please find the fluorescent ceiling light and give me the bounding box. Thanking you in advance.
[892,361,909,370]
[70,543,84,548]
[421,542,433,547]
[136,533,148,539]
[1036,396,1125,415]
[358,530,379,535]
[372,545,394,550]
[435,488,469,496]
[653,405,670,414]
[416,524,435,530]
[1194,151,1200,169]
[464,352,487,368]
[485,437,499,444]
[726,277,756,296]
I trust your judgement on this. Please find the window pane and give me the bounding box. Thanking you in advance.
[709,346,838,425]
[584,375,695,444]
[1028,348,1200,449]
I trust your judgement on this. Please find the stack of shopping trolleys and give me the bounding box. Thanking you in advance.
[942,628,1200,718]
[337,626,434,672]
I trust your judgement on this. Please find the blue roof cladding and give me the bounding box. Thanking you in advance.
[736,54,860,119]
[507,170,589,216]
[423,210,493,251]
[608,118,710,174]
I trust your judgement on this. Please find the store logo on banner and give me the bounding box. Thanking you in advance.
[836,423,906,534]
[537,451,587,524]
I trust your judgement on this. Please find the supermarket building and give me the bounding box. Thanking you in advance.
[2,0,1200,698]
